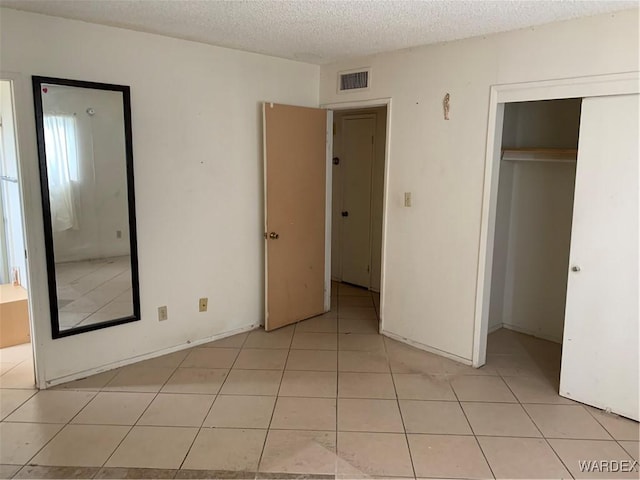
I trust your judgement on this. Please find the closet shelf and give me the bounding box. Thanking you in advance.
[501,148,577,163]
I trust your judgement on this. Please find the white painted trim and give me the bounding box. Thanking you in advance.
[383,329,472,366]
[472,72,640,368]
[262,103,268,327]
[45,323,260,387]
[322,97,391,334]
[324,110,333,312]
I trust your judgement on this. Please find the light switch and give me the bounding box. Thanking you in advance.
[404,192,412,207]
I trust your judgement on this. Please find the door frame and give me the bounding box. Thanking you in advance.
[1,71,41,388]
[322,98,391,333]
[472,72,640,368]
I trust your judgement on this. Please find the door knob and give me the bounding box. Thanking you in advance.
[341,211,349,217]
[571,265,580,272]
[269,232,279,239]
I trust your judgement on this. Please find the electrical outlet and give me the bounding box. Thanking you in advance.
[116,230,122,239]
[158,305,168,321]
[404,192,412,207]
[199,297,208,312]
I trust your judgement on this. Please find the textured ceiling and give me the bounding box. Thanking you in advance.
[1,0,636,64]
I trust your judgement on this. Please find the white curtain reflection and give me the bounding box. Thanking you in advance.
[44,114,79,231]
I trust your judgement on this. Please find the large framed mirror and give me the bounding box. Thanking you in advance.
[32,76,140,338]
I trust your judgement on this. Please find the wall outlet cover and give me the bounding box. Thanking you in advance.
[158,306,168,321]
[199,297,208,312]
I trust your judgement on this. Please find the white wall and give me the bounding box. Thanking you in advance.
[320,9,639,361]
[332,107,386,292]
[0,8,319,384]
[0,80,28,289]
[42,85,130,262]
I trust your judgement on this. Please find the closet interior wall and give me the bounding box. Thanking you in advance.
[489,99,582,343]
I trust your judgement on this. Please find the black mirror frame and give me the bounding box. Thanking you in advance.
[32,76,141,339]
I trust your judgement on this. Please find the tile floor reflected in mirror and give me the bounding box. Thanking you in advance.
[0,283,637,479]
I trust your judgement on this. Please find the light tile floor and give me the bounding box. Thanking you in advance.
[0,283,638,479]
[56,256,133,330]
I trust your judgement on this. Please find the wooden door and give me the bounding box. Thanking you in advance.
[263,103,328,331]
[560,94,639,420]
[341,116,375,287]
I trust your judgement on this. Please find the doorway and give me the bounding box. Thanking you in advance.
[473,73,639,420]
[486,98,580,386]
[330,105,387,330]
[0,79,35,388]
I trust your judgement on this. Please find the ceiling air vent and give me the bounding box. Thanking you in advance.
[338,68,370,93]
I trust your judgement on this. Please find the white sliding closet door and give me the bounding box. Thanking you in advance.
[560,94,639,420]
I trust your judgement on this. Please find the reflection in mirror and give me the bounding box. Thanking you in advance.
[33,77,140,338]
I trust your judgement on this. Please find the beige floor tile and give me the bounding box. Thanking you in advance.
[337,432,413,477]
[338,284,370,297]
[14,465,100,479]
[103,366,175,393]
[338,334,384,352]
[203,395,275,428]
[295,316,338,333]
[271,397,336,430]
[201,332,248,348]
[408,434,493,479]
[400,400,472,435]
[486,353,548,378]
[161,368,228,394]
[524,404,612,439]
[180,348,238,369]
[462,402,542,437]
[450,375,516,402]
[0,389,36,420]
[5,390,95,423]
[338,317,378,334]
[548,439,637,479]
[0,362,36,389]
[244,328,294,349]
[386,340,445,374]
[233,349,288,370]
[0,464,21,479]
[338,372,395,399]
[291,333,338,350]
[137,351,189,369]
[339,296,374,309]
[478,436,571,479]
[279,370,337,398]
[338,350,389,373]
[586,407,640,440]
[338,307,377,321]
[619,441,639,461]
[137,393,214,427]
[106,426,198,469]
[393,373,456,400]
[31,424,129,467]
[182,428,266,471]
[220,369,282,396]
[338,398,404,432]
[441,357,498,376]
[286,350,337,371]
[54,370,119,391]
[71,392,155,425]
[95,467,177,479]
[259,430,336,475]
[0,422,63,464]
[502,375,573,404]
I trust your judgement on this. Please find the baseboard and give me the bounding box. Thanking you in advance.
[44,323,261,388]
[382,329,472,366]
[502,323,563,344]
[488,322,503,334]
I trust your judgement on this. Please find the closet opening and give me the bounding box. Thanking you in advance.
[330,106,387,332]
[486,98,581,386]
